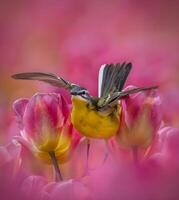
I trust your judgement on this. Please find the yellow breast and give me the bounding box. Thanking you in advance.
[71,96,121,139]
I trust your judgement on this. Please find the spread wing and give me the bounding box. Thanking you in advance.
[98,62,132,98]
[12,72,72,90]
[100,86,158,109]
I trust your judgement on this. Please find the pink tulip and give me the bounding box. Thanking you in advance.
[0,142,27,200]
[115,86,162,162]
[157,126,179,169]
[13,93,79,166]
[21,176,47,200]
[0,141,21,177]
[41,179,91,200]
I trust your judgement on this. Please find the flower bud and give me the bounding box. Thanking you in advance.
[116,86,162,149]
[13,93,78,164]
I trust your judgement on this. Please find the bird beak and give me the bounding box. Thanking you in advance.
[70,91,78,95]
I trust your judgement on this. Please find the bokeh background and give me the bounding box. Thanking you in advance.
[1,0,179,144]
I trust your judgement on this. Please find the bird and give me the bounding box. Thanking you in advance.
[12,62,158,140]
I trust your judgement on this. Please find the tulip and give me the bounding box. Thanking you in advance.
[13,93,79,181]
[116,86,162,162]
[159,126,179,167]
[0,141,21,177]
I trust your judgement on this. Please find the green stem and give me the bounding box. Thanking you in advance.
[49,151,63,181]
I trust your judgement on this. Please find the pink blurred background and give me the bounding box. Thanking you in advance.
[1,0,179,144]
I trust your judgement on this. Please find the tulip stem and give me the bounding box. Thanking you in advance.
[49,151,63,182]
[103,140,110,164]
[132,146,139,165]
[86,138,90,173]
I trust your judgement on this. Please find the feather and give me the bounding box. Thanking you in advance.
[105,86,158,107]
[98,64,106,97]
[98,62,132,98]
[12,72,72,90]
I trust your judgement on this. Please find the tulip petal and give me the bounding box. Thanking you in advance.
[13,98,29,129]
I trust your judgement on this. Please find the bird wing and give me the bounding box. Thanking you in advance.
[100,86,158,109]
[12,72,73,90]
[98,62,132,98]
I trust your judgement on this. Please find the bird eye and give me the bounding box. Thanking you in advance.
[79,90,90,99]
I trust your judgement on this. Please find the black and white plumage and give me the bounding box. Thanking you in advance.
[97,62,158,109]
[98,62,132,98]
[12,63,158,111]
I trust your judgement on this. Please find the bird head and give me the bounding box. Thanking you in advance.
[70,86,91,101]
